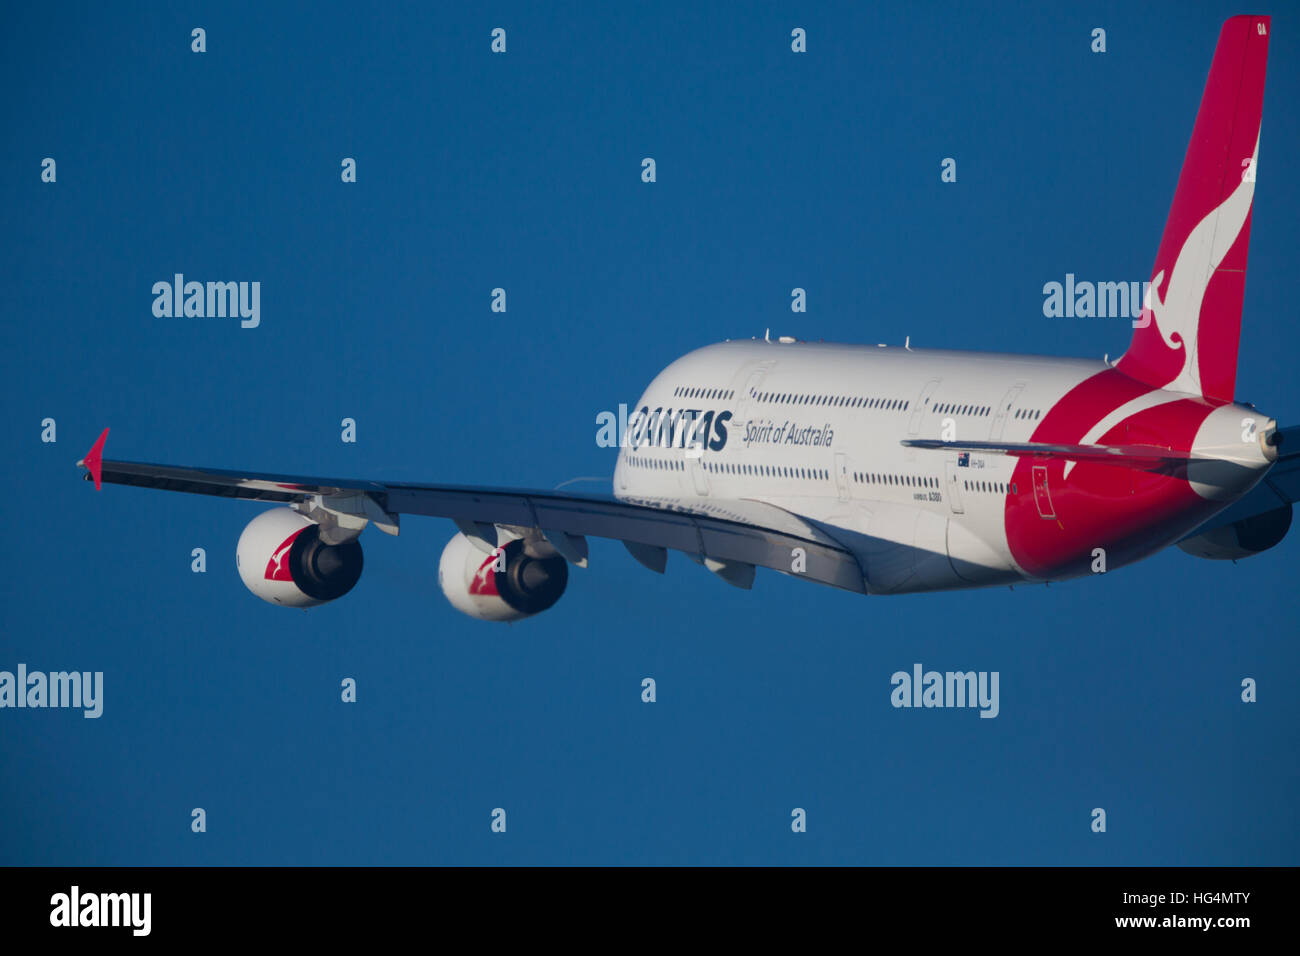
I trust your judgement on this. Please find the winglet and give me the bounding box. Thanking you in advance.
[77,428,109,490]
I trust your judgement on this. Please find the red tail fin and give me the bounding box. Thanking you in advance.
[1117,15,1269,402]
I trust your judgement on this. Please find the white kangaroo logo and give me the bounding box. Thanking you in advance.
[471,553,497,593]
[266,537,295,579]
[1139,132,1258,396]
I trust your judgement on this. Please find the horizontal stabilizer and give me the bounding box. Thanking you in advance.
[901,438,1193,471]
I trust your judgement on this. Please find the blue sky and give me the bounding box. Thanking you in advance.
[1,1,1296,865]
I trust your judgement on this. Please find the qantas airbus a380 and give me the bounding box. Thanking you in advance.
[80,16,1299,622]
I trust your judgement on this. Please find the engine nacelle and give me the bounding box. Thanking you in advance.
[236,507,364,607]
[1177,504,1293,561]
[438,532,568,622]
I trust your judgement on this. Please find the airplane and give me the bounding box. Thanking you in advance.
[78,15,1298,623]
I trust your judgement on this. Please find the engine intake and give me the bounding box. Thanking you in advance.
[237,507,363,607]
[439,532,568,622]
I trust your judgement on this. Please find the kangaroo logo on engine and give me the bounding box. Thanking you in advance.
[469,552,500,595]
[265,530,304,580]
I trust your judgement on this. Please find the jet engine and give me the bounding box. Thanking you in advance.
[438,532,568,622]
[236,507,364,607]
[1177,504,1293,561]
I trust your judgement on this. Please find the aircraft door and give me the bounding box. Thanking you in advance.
[688,454,710,496]
[834,452,850,501]
[738,362,774,428]
[944,461,965,514]
[908,380,941,435]
[990,383,1025,439]
[1032,465,1055,518]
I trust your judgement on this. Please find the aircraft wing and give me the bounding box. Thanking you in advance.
[75,430,865,594]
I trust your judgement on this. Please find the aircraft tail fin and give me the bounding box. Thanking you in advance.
[1116,15,1269,402]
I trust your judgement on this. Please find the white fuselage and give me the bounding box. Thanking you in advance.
[613,339,1270,594]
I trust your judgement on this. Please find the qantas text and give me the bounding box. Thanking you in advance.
[596,404,731,451]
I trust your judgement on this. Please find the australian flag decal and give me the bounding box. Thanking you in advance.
[957,453,970,467]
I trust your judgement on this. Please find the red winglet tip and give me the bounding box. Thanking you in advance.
[81,427,109,491]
